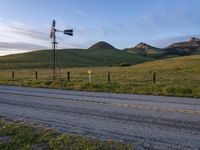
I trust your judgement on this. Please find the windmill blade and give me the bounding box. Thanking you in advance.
[52,20,56,28]
[50,20,56,39]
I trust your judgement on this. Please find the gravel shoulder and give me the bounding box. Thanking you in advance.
[0,85,200,150]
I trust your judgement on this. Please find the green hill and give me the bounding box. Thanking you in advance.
[2,38,200,70]
[0,48,153,69]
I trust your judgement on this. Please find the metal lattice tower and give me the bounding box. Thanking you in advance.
[50,20,73,79]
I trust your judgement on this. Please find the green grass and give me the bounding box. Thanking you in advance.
[1,55,200,97]
[0,118,134,150]
[0,48,153,69]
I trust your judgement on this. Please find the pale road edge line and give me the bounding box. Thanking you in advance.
[113,104,200,115]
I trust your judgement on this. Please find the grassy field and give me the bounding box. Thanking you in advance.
[0,118,133,150]
[0,55,200,97]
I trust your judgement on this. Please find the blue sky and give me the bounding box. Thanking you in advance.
[0,0,200,55]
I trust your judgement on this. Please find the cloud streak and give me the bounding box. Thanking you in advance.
[0,41,48,50]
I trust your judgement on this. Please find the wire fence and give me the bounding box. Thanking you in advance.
[0,69,200,87]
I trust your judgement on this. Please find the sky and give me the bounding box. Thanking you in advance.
[0,0,200,56]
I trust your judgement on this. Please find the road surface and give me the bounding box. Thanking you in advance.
[0,85,200,150]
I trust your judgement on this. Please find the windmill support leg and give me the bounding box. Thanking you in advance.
[53,42,56,80]
[52,34,57,80]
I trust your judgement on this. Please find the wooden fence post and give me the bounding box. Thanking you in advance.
[153,72,156,84]
[12,71,15,79]
[67,72,70,82]
[35,71,38,79]
[108,72,111,83]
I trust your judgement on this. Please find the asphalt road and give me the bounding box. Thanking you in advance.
[0,85,200,150]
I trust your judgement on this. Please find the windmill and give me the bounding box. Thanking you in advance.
[50,20,73,79]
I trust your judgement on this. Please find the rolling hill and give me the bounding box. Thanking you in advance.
[0,42,153,69]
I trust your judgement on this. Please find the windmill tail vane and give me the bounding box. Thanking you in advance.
[64,29,73,36]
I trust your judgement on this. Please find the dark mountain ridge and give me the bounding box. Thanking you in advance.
[88,41,117,50]
[124,42,165,57]
[165,37,200,55]
[124,37,200,56]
